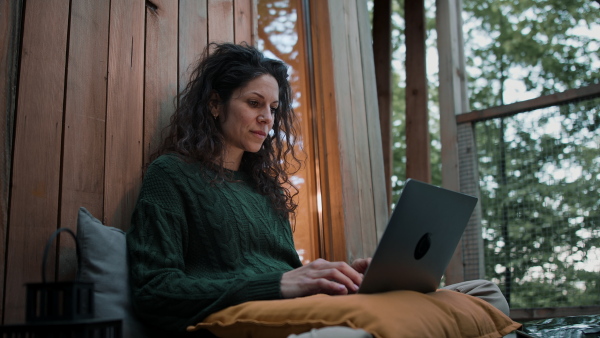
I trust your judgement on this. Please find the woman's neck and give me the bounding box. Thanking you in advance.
[220,148,243,171]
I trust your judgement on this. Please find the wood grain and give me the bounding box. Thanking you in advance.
[179,0,208,95]
[208,0,234,44]
[234,0,254,44]
[58,0,110,280]
[343,0,378,261]
[60,0,109,236]
[436,0,462,194]
[327,0,362,262]
[145,0,178,166]
[437,0,467,283]
[308,0,346,262]
[103,0,145,229]
[0,0,23,322]
[4,0,70,324]
[405,0,431,183]
[356,0,389,246]
[308,0,386,262]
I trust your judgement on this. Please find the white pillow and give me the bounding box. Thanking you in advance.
[77,207,147,337]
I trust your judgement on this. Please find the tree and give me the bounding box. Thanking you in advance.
[462,0,600,307]
[377,0,599,308]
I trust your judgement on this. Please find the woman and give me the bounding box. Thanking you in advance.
[127,43,372,336]
[127,43,508,337]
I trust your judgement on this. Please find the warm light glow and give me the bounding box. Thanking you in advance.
[258,0,320,263]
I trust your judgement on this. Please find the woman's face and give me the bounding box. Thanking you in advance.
[216,74,279,167]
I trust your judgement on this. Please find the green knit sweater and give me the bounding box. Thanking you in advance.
[127,154,302,332]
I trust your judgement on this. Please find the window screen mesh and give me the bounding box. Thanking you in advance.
[474,96,600,308]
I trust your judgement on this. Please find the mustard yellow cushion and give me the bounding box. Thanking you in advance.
[187,290,521,338]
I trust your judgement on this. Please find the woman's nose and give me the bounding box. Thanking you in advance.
[260,107,273,124]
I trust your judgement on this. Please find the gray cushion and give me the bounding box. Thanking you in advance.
[77,207,146,337]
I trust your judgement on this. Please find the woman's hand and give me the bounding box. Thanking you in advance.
[350,257,372,274]
[280,258,370,299]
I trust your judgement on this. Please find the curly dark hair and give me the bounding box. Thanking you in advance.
[153,42,301,218]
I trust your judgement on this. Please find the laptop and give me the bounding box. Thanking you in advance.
[358,178,478,294]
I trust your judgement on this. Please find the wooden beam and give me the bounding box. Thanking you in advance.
[372,0,392,209]
[357,0,389,243]
[453,0,484,282]
[436,0,462,193]
[510,306,600,322]
[405,0,431,184]
[457,83,600,124]
[437,0,474,284]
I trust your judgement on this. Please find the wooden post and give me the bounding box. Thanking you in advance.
[372,0,392,210]
[436,0,462,193]
[405,0,431,183]
[437,0,484,283]
[357,0,389,244]
[437,0,463,284]
[309,0,387,261]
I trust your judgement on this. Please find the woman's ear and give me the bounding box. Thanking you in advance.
[209,92,222,118]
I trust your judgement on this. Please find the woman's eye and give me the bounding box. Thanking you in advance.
[270,107,278,114]
[249,100,259,107]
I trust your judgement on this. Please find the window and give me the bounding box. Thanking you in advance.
[257,0,320,264]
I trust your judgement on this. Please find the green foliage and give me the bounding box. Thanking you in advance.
[378,0,600,308]
[476,99,600,307]
[463,0,600,308]
[463,0,600,108]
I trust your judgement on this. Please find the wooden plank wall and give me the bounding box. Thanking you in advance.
[0,0,24,321]
[6,0,71,324]
[1,0,255,324]
[2,0,388,323]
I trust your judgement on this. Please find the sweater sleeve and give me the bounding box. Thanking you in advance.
[127,158,288,332]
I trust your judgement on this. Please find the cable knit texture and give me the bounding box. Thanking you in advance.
[127,153,302,332]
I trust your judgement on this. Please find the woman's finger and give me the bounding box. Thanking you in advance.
[280,259,363,298]
[351,258,372,274]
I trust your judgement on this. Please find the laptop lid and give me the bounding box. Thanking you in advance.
[358,179,477,294]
